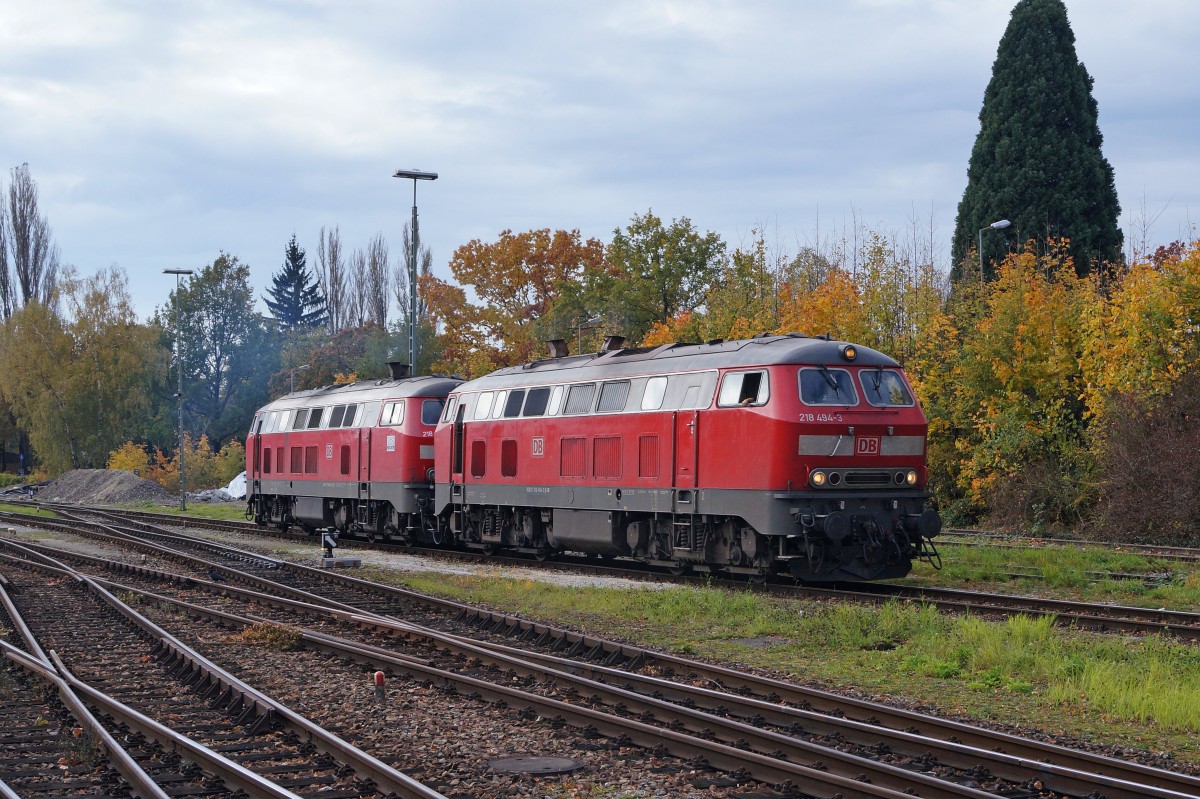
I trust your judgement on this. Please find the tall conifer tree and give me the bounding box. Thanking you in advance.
[264,234,328,331]
[952,0,1121,280]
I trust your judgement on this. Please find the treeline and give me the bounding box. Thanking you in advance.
[1,161,1197,542]
[419,221,1200,544]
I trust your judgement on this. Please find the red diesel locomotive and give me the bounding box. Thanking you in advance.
[246,366,460,538]
[247,334,941,581]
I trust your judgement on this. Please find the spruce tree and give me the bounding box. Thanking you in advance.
[952,0,1122,280]
[264,234,328,331]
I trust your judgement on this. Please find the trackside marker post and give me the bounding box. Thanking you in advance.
[373,671,386,702]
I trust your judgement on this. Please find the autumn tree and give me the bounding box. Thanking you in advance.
[595,211,725,343]
[0,267,165,473]
[264,234,327,331]
[951,0,1121,279]
[946,243,1096,525]
[1079,240,1200,418]
[427,228,604,370]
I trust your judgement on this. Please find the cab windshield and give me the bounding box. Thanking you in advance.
[859,368,915,407]
[798,368,859,406]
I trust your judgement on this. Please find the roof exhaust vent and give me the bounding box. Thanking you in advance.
[387,362,411,379]
[547,339,569,358]
[601,335,626,353]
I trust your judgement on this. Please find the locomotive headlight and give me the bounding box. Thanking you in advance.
[810,470,827,487]
[905,469,918,486]
[840,344,857,361]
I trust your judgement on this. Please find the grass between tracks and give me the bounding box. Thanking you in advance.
[909,540,1200,607]
[384,564,1200,764]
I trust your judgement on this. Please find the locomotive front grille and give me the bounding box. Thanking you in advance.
[843,471,893,486]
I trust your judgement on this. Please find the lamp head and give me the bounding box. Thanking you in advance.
[393,169,438,181]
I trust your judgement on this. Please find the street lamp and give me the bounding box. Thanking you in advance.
[576,315,601,354]
[163,268,194,511]
[392,168,438,374]
[978,219,1011,282]
[289,363,311,394]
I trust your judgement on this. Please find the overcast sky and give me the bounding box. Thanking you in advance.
[2,0,1197,320]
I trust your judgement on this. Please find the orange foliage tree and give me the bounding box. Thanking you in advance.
[425,229,604,373]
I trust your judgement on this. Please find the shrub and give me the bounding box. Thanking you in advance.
[1089,369,1200,545]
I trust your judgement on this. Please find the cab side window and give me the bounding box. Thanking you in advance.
[717,371,769,407]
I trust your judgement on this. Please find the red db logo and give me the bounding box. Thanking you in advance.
[856,436,880,455]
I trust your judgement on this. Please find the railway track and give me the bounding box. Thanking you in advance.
[4,522,1200,798]
[0,545,444,799]
[10,503,1200,644]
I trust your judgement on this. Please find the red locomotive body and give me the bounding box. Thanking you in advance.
[246,372,461,537]
[432,334,940,581]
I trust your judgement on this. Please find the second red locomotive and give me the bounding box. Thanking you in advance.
[247,333,941,582]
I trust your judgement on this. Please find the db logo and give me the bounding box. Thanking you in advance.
[531,437,544,457]
[856,436,880,456]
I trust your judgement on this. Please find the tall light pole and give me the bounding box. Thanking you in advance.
[392,168,438,374]
[289,363,310,394]
[163,268,194,511]
[978,219,1011,283]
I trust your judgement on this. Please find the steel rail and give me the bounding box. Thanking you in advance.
[0,541,447,799]
[6,542,976,799]
[10,529,1198,793]
[90,578,1005,799]
[33,538,1200,799]
[0,640,172,799]
[12,506,1200,642]
[11,513,1200,795]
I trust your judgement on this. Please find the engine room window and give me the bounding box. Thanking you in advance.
[501,439,518,477]
[641,377,667,411]
[491,390,508,419]
[596,380,631,413]
[470,440,486,478]
[381,401,405,427]
[328,405,347,428]
[474,392,495,420]
[344,404,361,427]
[292,409,309,430]
[307,407,325,429]
[799,368,860,406]
[547,385,565,415]
[859,369,915,407]
[503,390,525,417]
[422,398,445,424]
[563,383,596,415]
[522,387,550,417]
[717,371,769,407]
[278,410,292,431]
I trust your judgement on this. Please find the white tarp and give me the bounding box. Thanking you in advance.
[225,471,247,499]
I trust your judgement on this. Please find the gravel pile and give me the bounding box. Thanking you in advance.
[39,469,177,505]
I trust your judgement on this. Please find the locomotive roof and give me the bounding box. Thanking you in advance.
[457,333,900,391]
[257,374,462,412]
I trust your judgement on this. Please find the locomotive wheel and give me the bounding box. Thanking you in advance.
[482,542,497,556]
[534,547,549,562]
[667,562,689,576]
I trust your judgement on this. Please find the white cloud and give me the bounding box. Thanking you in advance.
[0,0,1195,317]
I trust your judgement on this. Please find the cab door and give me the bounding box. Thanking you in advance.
[673,410,698,489]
